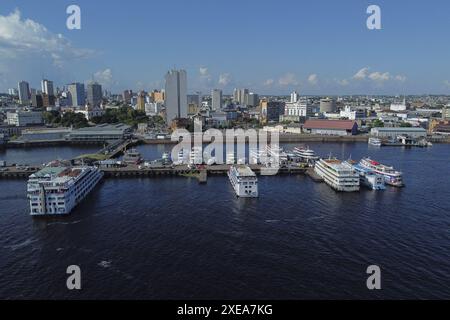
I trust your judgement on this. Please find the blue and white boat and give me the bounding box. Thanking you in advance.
[350,162,386,190]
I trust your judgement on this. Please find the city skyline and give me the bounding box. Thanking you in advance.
[1,0,450,95]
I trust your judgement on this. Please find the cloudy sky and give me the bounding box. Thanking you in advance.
[1,0,450,95]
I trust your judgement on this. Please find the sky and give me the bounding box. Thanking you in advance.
[1,0,450,95]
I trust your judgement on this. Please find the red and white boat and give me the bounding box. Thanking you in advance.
[359,158,404,187]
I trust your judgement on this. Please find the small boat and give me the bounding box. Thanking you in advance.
[314,158,360,192]
[368,137,382,147]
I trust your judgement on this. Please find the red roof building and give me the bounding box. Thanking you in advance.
[303,119,358,136]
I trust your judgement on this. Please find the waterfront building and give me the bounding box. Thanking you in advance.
[20,128,72,141]
[18,81,30,105]
[314,158,360,192]
[87,82,103,107]
[164,69,187,124]
[6,111,44,127]
[66,123,132,142]
[303,119,358,136]
[68,83,86,107]
[370,127,427,139]
[27,165,104,215]
[228,165,258,197]
[212,89,222,111]
[319,98,336,113]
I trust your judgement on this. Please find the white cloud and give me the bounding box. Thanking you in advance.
[395,75,407,82]
[199,67,209,76]
[92,68,115,87]
[353,67,370,80]
[0,9,93,68]
[278,73,298,86]
[368,71,391,82]
[263,79,274,86]
[307,74,318,86]
[218,73,231,86]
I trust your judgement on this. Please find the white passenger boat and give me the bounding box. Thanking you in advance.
[27,165,103,215]
[348,162,385,190]
[359,158,404,187]
[368,137,382,147]
[314,158,360,192]
[227,165,258,197]
[293,146,319,162]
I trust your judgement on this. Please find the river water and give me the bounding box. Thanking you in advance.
[0,142,449,299]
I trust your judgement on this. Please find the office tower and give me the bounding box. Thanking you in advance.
[137,91,146,111]
[247,93,259,107]
[290,91,299,103]
[240,88,249,105]
[123,90,133,104]
[18,81,30,105]
[42,93,55,107]
[41,79,54,96]
[87,82,103,107]
[164,69,187,124]
[211,89,222,111]
[68,83,86,107]
[233,88,239,103]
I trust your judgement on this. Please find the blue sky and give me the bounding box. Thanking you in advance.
[1,0,450,95]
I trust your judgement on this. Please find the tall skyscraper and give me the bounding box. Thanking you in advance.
[18,81,30,105]
[87,82,103,107]
[68,83,86,107]
[211,89,222,111]
[41,79,54,96]
[164,69,187,124]
[123,90,133,104]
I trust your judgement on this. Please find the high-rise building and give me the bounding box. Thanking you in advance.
[18,81,30,105]
[247,93,259,107]
[123,90,133,104]
[41,79,54,96]
[290,91,299,103]
[87,82,103,107]
[211,89,222,111]
[68,83,85,107]
[164,69,187,124]
[42,93,55,107]
[137,91,146,111]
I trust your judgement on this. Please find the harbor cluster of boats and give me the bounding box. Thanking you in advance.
[314,157,403,192]
[25,145,405,215]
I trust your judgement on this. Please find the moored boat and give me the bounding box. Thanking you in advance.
[359,157,404,187]
[314,158,360,192]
